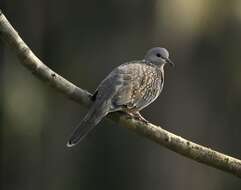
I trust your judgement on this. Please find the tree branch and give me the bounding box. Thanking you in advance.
[1,10,241,178]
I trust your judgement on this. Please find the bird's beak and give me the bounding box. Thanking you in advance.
[166,58,175,67]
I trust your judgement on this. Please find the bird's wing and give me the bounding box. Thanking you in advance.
[95,61,148,110]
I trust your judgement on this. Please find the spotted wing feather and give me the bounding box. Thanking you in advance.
[95,61,163,112]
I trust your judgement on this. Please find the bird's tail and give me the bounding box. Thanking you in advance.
[66,100,108,147]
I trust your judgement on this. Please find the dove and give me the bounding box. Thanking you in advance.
[67,47,174,147]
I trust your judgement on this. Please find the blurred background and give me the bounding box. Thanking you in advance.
[1,0,241,189]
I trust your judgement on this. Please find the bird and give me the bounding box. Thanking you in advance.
[67,47,174,147]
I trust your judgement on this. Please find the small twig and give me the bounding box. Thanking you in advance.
[1,10,241,178]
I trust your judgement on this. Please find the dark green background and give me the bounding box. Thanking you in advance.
[1,0,241,189]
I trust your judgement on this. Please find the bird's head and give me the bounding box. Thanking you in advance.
[144,47,174,68]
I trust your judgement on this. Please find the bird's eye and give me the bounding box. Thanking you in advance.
[156,53,161,57]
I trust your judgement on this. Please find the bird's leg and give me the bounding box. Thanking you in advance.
[126,111,149,124]
[133,112,149,124]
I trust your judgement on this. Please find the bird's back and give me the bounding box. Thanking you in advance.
[94,60,164,112]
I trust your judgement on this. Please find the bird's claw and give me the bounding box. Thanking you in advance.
[126,112,149,124]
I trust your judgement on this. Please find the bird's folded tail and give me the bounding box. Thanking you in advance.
[66,101,108,147]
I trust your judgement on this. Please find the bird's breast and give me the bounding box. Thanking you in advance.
[131,66,164,110]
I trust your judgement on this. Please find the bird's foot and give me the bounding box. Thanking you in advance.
[127,112,149,124]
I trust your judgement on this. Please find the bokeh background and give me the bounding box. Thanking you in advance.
[1,0,241,189]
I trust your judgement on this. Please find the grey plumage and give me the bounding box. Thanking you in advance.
[67,47,174,147]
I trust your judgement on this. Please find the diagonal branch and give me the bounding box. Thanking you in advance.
[1,10,241,178]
